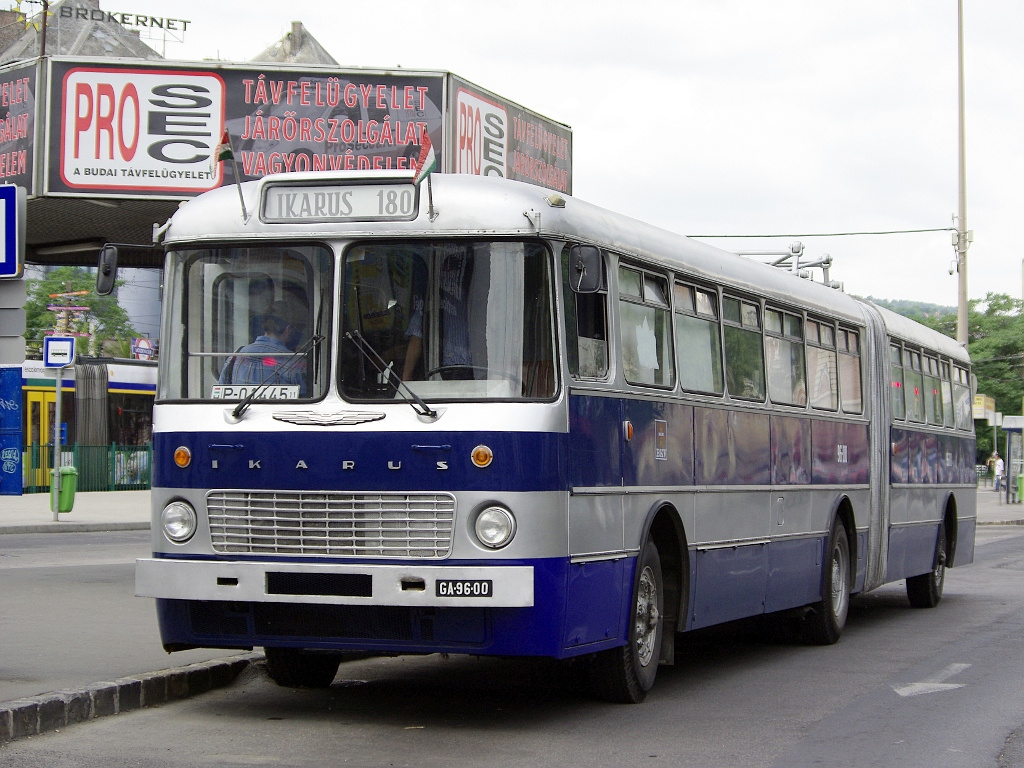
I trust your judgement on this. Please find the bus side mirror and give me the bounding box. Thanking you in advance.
[96,245,119,295]
[569,245,602,294]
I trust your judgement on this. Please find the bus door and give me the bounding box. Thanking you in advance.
[25,389,55,488]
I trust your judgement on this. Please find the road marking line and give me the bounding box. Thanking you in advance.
[892,663,971,697]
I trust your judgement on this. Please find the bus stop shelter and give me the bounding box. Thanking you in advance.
[996,415,1024,504]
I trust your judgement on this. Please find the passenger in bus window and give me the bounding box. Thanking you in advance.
[402,249,474,379]
[218,297,308,395]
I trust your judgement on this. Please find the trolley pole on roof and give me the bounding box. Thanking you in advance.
[955,0,970,349]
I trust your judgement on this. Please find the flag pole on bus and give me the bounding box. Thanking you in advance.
[213,130,250,222]
[413,129,438,221]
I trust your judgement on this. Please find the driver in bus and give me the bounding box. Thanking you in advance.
[218,297,308,396]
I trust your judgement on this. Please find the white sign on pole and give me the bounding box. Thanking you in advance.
[43,336,76,368]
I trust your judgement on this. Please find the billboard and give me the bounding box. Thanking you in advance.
[46,59,571,198]
[47,59,447,198]
[0,60,37,190]
[56,65,225,194]
[450,76,571,194]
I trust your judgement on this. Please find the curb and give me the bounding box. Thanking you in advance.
[0,653,261,744]
[0,522,150,535]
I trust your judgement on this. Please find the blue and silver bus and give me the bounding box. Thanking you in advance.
[126,170,975,703]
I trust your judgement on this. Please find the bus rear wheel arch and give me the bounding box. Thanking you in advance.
[906,521,947,608]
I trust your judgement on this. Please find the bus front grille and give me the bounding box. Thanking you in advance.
[206,491,456,558]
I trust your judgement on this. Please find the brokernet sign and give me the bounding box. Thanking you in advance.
[59,67,226,194]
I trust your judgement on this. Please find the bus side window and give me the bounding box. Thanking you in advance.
[940,360,955,428]
[806,318,838,411]
[765,307,806,406]
[890,343,906,420]
[905,349,925,423]
[674,282,723,394]
[722,296,765,401]
[923,355,943,425]
[953,365,972,430]
[618,264,674,388]
[561,244,608,379]
[838,328,863,414]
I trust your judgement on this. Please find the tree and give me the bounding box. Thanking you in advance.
[24,266,140,358]
[915,292,1024,461]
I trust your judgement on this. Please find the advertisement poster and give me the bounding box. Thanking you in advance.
[0,367,22,495]
[48,59,445,198]
[56,65,226,194]
[0,61,37,191]
[449,76,572,194]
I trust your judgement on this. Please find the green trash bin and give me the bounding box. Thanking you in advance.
[1017,475,1023,505]
[50,466,78,514]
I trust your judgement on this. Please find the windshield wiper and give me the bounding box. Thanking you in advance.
[229,334,324,421]
[345,330,438,420]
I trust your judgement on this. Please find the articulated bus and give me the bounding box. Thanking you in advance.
[126,171,975,703]
[20,358,156,490]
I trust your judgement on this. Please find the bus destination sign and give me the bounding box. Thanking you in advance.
[261,183,419,224]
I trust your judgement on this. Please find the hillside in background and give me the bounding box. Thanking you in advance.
[861,296,955,323]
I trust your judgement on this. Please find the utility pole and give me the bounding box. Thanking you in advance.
[955,0,970,348]
[39,0,48,57]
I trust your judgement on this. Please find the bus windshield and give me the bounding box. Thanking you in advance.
[159,244,333,402]
[339,240,557,401]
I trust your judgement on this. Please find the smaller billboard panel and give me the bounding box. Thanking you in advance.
[448,76,571,194]
[0,61,36,191]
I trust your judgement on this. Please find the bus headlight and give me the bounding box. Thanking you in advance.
[474,505,516,549]
[161,501,197,543]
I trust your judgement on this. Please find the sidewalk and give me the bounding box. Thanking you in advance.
[0,489,151,534]
[974,484,1024,525]
[2,487,1023,535]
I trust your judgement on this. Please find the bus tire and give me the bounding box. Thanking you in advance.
[264,648,342,689]
[801,517,851,645]
[589,538,664,704]
[906,523,946,608]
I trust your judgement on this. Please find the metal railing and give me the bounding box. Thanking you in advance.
[22,443,152,493]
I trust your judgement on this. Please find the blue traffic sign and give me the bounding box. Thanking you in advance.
[43,336,76,367]
[0,185,24,280]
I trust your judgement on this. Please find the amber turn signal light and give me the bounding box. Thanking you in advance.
[173,446,192,468]
[471,444,493,468]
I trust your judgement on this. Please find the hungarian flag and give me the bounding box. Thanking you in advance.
[412,130,437,185]
[212,130,233,171]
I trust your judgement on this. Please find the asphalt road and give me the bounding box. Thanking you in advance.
[0,531,244,703]
[2,526,1024,767]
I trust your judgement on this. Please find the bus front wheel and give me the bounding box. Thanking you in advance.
[589,538,664,703]
[264,647,343,689]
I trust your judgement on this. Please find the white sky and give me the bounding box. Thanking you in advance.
[115,0,1022,307]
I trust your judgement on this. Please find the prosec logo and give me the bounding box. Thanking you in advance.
[60,67,226,193]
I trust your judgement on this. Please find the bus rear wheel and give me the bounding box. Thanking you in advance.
[906,523,946,608]
[801,518,850,645]
[589,538,664,703]
[264,648,343,689]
